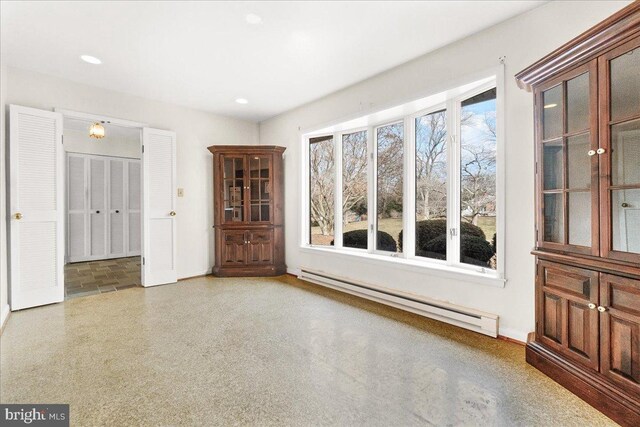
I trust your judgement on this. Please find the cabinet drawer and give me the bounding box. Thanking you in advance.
[538,260,598,300]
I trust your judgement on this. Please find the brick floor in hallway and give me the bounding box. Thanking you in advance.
[64,256,141,299]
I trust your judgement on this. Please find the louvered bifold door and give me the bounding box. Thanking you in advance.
[109,158,126,258]
[67,154,87,262]
[89,157,108,259]
[127,160,141,256]
[9,105,64,310]
[142,128,177,286]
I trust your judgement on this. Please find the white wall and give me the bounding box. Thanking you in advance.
[63,127,141,159]
[0,65,9,328]
[259,1,631,341]
[3,67,258,297]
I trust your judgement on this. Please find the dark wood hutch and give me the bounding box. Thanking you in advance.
[515,3,640,425]
[208,145,286,277]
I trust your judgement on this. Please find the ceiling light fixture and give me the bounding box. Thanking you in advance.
[235,98,249,105]
[245,13,262,24]
[543,103,557,109]
[80,55,102,65]
[89,121,106,139]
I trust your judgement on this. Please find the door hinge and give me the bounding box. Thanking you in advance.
[62,135,64,145]
[142,257,146,265]
[141,145,145,153]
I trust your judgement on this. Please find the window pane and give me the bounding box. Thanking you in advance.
[542,85,563,140]
[611,118,640,186]
[566,72,590,134]
[612,189,640,254]
[543,140,563,190]
[567,133,591,189]
[223,157,244,222]
[544,193,564,243]
[415,110,447,260]
[568,192,591,247]
[460,88,497,269]
[610,47,640,122]
[342,131,368,249]
[376,123,403,252]
[309,136,335,246]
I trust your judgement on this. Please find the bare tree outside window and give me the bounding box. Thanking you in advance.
[376,123,404,252]
[342,131,368,248]
[309,135,335,245]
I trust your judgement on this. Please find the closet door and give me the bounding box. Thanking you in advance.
[127,160,142,256]
[67,154,87,262]
[109,158,126,258]
[89,156,108,258]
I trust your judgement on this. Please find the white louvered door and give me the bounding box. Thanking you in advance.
[109,158,126,258]
[127,160,142,256]
[9,105,64,310]
[67,154,87,262]
[89,157,108,258]
[142,128,177,286]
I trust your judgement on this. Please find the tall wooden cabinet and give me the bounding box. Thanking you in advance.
[516,3,640,425]
[208,145,286,277]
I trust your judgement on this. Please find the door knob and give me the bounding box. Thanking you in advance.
[13,212,23,220]
[596,148,606,155]
[169,211,176,216]
[597,306,607,312]
[587,150,596,156]
[621,203,630,208]
[96,210,100,214]
[115,210,120,213]
[588,303,596,309]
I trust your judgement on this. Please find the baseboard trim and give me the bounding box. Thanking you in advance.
[178,273,210,281]
[0,304,10,335]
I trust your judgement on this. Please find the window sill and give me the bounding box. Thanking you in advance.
[298,246,506,288]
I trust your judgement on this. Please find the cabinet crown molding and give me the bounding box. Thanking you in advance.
[515,2,640,91]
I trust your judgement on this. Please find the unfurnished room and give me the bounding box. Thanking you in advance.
[0,1,639,426]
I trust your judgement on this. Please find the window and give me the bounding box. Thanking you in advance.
[376,123,404,252]
[304,77,502,280]
[342,130,368,249]
[309,135,335,246]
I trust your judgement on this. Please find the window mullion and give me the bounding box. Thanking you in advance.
[368,126,376,253]
[404,116,416,258]
[334,133,343,249]
[447,99,461,266]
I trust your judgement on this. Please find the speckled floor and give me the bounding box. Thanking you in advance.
[0,275,615,426]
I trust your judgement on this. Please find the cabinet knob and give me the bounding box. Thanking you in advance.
[597,306,607,312]
[588,303,596,310]
[596,148,606,155]
[587,150,596,156]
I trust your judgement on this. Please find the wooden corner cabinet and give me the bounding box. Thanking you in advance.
[516,3,640,425]
[207,145,286,277]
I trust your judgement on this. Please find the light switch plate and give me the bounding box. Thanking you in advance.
[177,188,184,197]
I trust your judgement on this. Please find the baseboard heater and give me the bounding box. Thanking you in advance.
[298,268,498,338]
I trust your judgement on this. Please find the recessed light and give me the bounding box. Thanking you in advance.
[543,103,557,109]
[235,98,249,105]
[245,13,262,24]
[80,55,102,65]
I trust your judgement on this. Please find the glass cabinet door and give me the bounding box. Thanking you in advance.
[248,155,272,223]
[538,61,598,255]
[221,155,246,223]
[601,38,640,262]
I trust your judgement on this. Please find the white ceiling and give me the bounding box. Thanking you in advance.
[1,1,544,122]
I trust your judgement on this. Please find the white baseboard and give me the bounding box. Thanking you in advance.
[1,304,10,334]
[287,267,301,276]
[497,327,529,344]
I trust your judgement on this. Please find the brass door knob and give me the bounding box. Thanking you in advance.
[597,306,607,312]
[169,211,176,216]
[13,212,23,220]
[588,303,596,309]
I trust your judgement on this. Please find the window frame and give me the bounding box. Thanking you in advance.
[301,71,505,287]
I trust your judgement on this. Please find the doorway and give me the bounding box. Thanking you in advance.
[8,105,178,311]
[63,118,143,299]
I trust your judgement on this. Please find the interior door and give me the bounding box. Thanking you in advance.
[9,105,64,310]
[67,153,87,262]
[127,160,142,256]
[109,158,126,258]
[142,128,177,286]
[89,156,108,258]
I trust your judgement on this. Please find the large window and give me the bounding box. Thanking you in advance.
[305,78,501,279]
